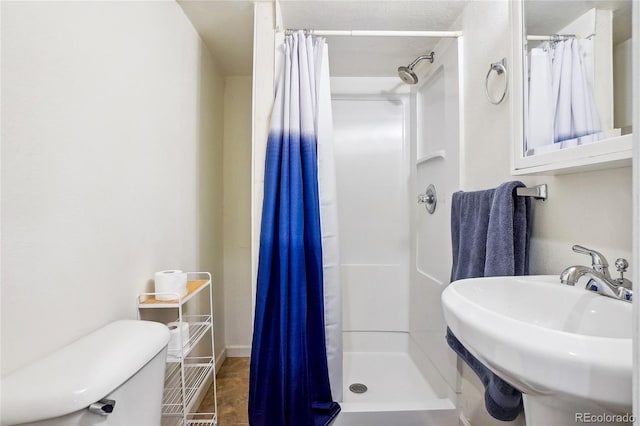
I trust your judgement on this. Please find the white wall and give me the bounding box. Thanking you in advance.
[332,95,410,333]
[409,36,461,402]
[223,76,253,356]
[1,1,225,375]
[457,1,632,425]
[460,1,632,273]
[614,38,633,133]
[251,2,276,321]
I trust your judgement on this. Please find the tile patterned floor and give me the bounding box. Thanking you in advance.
[198,357,250,426]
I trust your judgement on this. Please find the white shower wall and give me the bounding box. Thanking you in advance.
[409,37,461,397]
[331,41,461,400]
[331,80,411,336]
[330,73,459,423]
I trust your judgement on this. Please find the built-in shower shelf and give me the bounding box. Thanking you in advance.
[416,150,447,165]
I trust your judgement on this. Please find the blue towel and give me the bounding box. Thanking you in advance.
[451,181,531,280]
[448,181,531,421]
[446,328,523,421]
[485,182,531,276]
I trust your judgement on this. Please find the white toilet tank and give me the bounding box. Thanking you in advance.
[1,320,170,426]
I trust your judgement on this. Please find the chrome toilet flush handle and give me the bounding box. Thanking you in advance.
[88,399,116,416]
[417,184,437,214]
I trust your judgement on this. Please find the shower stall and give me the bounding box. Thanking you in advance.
[328,35,463,425]
[250,18,464,424]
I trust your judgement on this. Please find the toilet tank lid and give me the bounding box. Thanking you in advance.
[1,320,170,425]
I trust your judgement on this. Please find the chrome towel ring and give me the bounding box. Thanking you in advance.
[485,58,508,105]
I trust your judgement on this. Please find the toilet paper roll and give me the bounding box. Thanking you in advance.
[167,321,190,351]
[154,270,188,301]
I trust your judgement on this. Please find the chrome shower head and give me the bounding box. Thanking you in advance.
[397,66,418,84]
[397,52,435,85]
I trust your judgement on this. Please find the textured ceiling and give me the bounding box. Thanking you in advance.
[279,1,468,31]
[178,0,468,77]
[280,1,467,76]
[317,35,442,77]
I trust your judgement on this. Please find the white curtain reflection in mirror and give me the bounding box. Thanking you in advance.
[527,36,602,155]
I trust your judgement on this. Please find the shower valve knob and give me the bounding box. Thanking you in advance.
[417,184,437,214]
[417,194,434,204]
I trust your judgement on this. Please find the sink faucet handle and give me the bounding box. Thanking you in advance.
[572,245,610,277]
[617,286,633,302]
[615,258,628,275]
[614,258,632,289]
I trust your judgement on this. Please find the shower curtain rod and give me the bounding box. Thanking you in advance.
[527,33,595,41]
[281,29,463,38]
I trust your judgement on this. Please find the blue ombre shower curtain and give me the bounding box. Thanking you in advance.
[248,32,341,426]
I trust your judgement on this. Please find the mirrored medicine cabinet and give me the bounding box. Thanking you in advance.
[511,0,633,175]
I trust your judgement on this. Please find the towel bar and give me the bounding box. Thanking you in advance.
[516,184,547,200]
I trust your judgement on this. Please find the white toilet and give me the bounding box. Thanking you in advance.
[1,320,170,425]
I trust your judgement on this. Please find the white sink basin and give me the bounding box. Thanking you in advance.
[442,275,632,424]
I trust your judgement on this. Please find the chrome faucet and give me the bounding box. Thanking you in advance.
[560,245,632,302]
